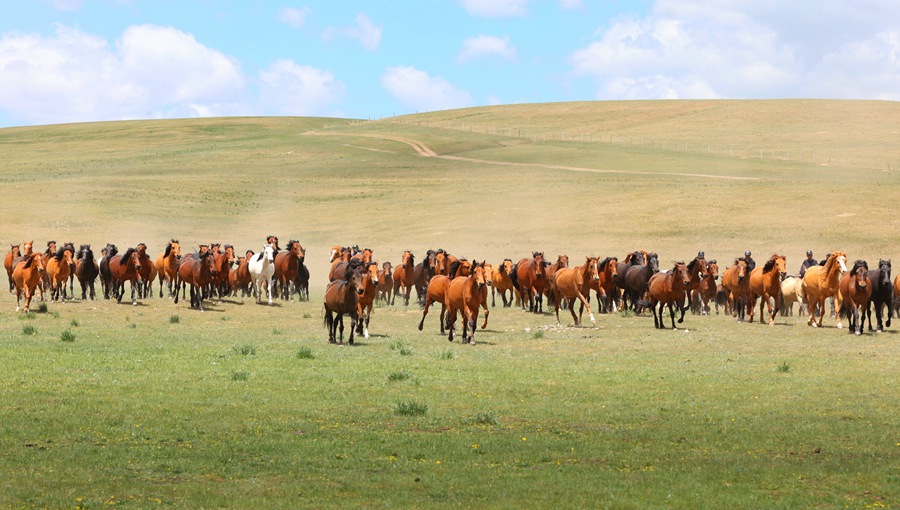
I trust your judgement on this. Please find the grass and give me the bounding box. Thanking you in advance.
[296,346,315,359]
[394,400,428,416]
[59,330,76,342]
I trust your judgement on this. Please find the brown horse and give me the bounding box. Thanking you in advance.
[445,262,487,344]
[418,275,452,334]
[327,246,351,280]
[478,263,494,330]
[355,262,380,339]
[175,250,218,311]
[134,243,154,299]
[839,260,871,335]
[721,258,750,321]
[391,250,416,306]
[434,249,458,277]
[553,256,599,326]
[210,244,235,299]
[274,240,305,301]
[646,261,692,329]
[676,256,709,322]
[802,251,848,328]
[491,258,515,307]
[351,247,373,265]
[155,239,182,298]
[108,247,143,305]
[748,254,787,325]
[513,252,545,313]
[75,244,99,300]
[376,261,393,304]
[589,257,618,313]
[543,254,569,308]
[324,263,364,345]
[893,274,900,318]
[13,251,46,312]
[4,244,21,292]
[620,251,659,314]
[231,250,254,297]
[45,246,74,302]
[413,249,436,304]
[691,259,719,315]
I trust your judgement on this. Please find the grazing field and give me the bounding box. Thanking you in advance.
[1,100,899,508]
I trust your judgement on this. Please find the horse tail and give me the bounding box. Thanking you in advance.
[510,263,520,291]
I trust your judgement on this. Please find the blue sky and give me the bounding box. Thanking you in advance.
[1,0,898,127]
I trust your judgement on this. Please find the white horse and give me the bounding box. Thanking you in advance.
[248,244,276,304]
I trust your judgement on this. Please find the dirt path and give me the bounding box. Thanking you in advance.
[304,131,761,181]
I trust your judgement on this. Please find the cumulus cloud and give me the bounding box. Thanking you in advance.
[257,59,345,116]
[323,12,382,51]
[462,0,528,18]
[278,6,312,29]
[568,0,900,100]
[381,66,472,112]
[457,35,516,63]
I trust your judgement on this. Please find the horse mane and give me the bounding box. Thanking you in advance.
[687,257,700,273]
[22,252,40,269]
[762,257,778,273]
[121,247,136,260]
[851,259,868,274]
[407,252,415,267]
[164,243,173,258]
[598,257,615,271]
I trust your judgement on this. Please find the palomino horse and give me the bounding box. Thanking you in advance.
[75,244,99,300]
[413,249,436,305]
[491,258,515,307]
[419,274,452,334]
[175,250,218,311]
[721,258,750,321]
[376,261,393,304]
[324,263,364,345]
[779,276,805,317]
[552,256,599,326]
[748,254,787,325]
[45,246,74,302]
[839,260,871,335]
[355,262,380,339]
[155,239,182,298]
[5,244,21,292]
[274,240,305,301]
[802,251,848,328]
[445,261,487,344]
[512,252,545,313]
[13,251,45,312]
[865,259,892,333]
[691,259,718,315]
[391,250,416,306]
[646,261,692,329]
[108,247,142,305]
[621,252,659,313]
[589,257,618,313]
[249,244,276,304]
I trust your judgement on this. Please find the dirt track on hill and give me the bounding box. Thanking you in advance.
[304,131,761,181]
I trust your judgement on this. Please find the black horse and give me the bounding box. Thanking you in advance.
[98,243,118,300]
[294,252,310,301]
[621,252,659,313]
[612,250,647,312]
[865,259,892,332]
[75,244,99,300]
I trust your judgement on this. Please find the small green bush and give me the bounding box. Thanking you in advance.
[777,361,791,373]
[234,344,256,356]
[388,370,411,382]
[231,371,249,381]
[60,330,76,342]
[296,347,315,359]
[22,325,36,336]
[169,315,180,324]
[394,400,428,416]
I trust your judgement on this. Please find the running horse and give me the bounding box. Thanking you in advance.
[108,247,142,305]
[620,251,659,313]
[418,260,474,334]
[99,243,118,300]
[45,246,74,302]
[376,261,393,304]
[274,240,305,301]
[445,261,488,344]
[434,249,458,277]
[4,244,21,292]
[355,262,380,339]
[134,243,154,299]
[155,239,182,298]
[324,262,364,345]
[230,250,254,298]
[802,250,848,328]
[512,252,545,313]
[865,259,892,333]
[747,254,787,325]
[645,261,692,329]
[691,259,719,315]
[13,251,46,312]
[612,250,647,311]
[552,256,600,326]
[413,249,436,305]
[174,249,218,311]
[249,244,277,304]
[589,257,618,313]
[391,250,416,306]
[327,246,351,281]
[491,258,515,308]
[75,244,99,300]
[721,258,750,321]
[839,260,871,335]
[676,255,709,323]
[543,255,569,309]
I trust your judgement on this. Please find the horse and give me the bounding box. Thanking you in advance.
[589,257,618,313]
[174,250,218,311]
[249,244,277,304]
[612,250,647,311]
[419,275,452,334]
[13,251,46,312]
[99,243,118,300]
[543,255,569,308]
[74,244,99,300]
[721,258,750,321]
[45,246,74,302]
[274,240,304,301]
[620,252,659,313]
[894,274,900,319]
[133,243,154,299]
[391,250,416,306]
[231,250,254,298]
[294,251,310,301]
[355,262,380,339]
[677,256,709,323]
[210,244,235,299]
[839,260,871,335]
[108,247,142,305]
[413,249,436,304]
[802,251,848,328]
[351,247,373,265]
[645,261,692,329]
[748,254,787,325]
[4,244,21,292]
[327,246,351,280]
[512,252,546,313]
[779,276,806,317]
[155,239,182,298]
[491,258,515,308]
[477,263,494,330]
[445,261,487,344]
[865,259,892,333]
[552,256,599,326]
[691,259,718,315]
[324,263,364,345]
[434,249,458,277]
[376,261,394,304]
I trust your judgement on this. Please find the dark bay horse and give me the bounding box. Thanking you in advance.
[75,244,99,300]
[612,250,646,311]
[621,252,659,313]
[865,259,892,333]
[175,250,218,311]
[839,260,871,335]
[108,247,142,305]
[324,263,364,345]
[445,262,487,344]
[645,261,692,329]
[99,243,118,300]
[413,249,436,305]
[512,252,545,313]
[294,250,310,301]
[391,250,416,306]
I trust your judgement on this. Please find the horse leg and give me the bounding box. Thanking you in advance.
[447,307,456,342]
[348,312,357,345]
[466,309,476,345]
[668,302,678,329]
[418,296,433,331]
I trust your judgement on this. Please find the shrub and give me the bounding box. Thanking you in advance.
[231,371,249,381]
[777,361,791,373]
[60,330,76,342]
[388,370,411,382]
[296,347,315,359]
[169,315,180,324]
[394,400,428,416]
[22,325,36,336]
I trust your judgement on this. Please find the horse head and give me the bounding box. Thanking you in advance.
[674,261,691,286]
[366,262,379,286]
[502,258,513,275]
[347,267,365,295]
[735,258,747,280]
[482,263,494,287]
[263,244,275,263]
[533,252,545,277]
[774,255,787,280]
[61,246,74,265]
[600,257,618,278]
[472,262,486,290]
[587,256,600,283]
[648,253,660,274]
[22,241,34,257]
[105,243,118,258]
[127,248,142,271]
[707,260,719,280]
[203,250,219,276]
[877,259,891,285]
[851,260,869,288]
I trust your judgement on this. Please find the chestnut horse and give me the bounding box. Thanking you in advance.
[155,239,182,298]
[645,261,692,329]
[231,250,254,298]
[589,257,618,313]
[512,252,545,313]
[893,274,900,318]
[134,243,154,299]
[839,260,871,335]
[391,250,416,306]
[175,250,218,311]
[211,244,235,299]
[355,262,380,339]
[13,251,46,312]
[748,254,787,325]
[445,262,487,344]
[721,258,750,321]
[802,251,848,328]
[324,263,364,345]
[108,247,142,305]
[328,246,351,281]
[552,256,599,326]
[677,256,709,323]
[434,249,458,277]
[4,244,20,292]
[491,258,515,308]
[376,261,393,304]
[45,246,74,302]
[274,240,305,301]
[543,255,569,308]
[75,244,99,301]
[691,259,719,315]
[418,274,452,334]
[864,259,892,333]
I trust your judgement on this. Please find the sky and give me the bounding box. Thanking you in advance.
[0,0,898,127]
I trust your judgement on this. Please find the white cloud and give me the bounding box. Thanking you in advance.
[278,6,312,29]
[462,0,528,18]
[568,1,900,100]
[257,59,345,116]
[559,0,583,10]
[457,35,516,63]
[323,12,382,51]
[381,66,472,112]
[44,0,83,11]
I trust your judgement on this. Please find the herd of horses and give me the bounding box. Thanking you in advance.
[5,240,897,345]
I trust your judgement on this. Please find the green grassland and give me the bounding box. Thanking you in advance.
[1,100,898,508]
